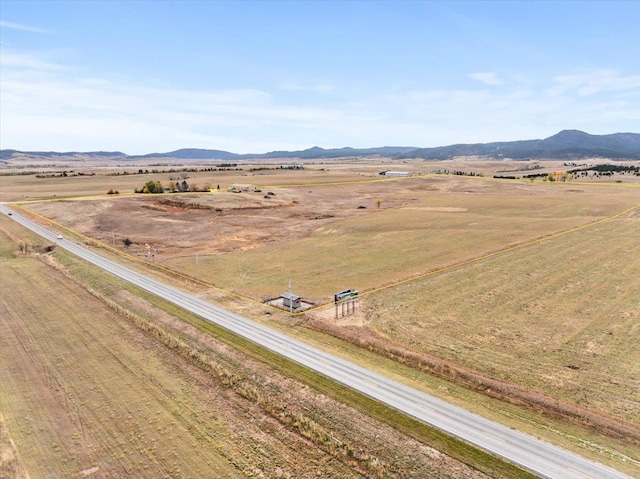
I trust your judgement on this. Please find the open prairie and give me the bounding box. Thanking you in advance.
[0,157,398,202]
[363,211,640,421]
[0,216,495,479]
[3,158,640,476]
[23,170,640,303]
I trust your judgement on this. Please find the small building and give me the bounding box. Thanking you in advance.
[281,292,301,310]
[228,184,256,192]
[383,171,410,177]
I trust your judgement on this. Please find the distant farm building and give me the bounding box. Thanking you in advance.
[228,184,257,192]
[381,171,410,177]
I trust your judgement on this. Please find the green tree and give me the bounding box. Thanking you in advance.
[143,180,164,193]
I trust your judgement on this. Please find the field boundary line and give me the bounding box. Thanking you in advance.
[356,203,640,302]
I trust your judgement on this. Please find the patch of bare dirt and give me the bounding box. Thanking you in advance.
[24,182,420,259]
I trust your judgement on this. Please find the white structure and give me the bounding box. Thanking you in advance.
[383,171,410,177]
[228,184,256,192]
[281,292,301,310]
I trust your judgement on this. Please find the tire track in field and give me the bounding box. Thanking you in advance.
[361,203,640,301]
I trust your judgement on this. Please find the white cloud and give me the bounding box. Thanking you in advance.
[0,49,69,71]
[0,51,351,153]
[1,48,638,153]
[549,70,640,97]
[365,71,639,145]
[0,20,52,34]
[279,80,334,92]
[468,72,503,86]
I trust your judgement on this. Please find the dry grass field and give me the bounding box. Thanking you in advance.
[3,158,640,477]
[363,212,640,420]
[180,177,639,300]
[23,172,640,300]
[0,217,495,479]
[3,156,635,202]
[0,158,388,202]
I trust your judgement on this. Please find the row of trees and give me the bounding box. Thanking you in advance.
[106,165,240,176]
[35,171,96,178]
[433,169,483,177]
[134,180,213,194]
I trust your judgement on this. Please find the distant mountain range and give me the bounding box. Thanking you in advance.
[0,150,126,160]
[399,130,640,160]
[2,130,639,161]
[132,146,418,160]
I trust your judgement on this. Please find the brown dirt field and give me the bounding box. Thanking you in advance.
[23,177,411,256]
[0,227,490,478]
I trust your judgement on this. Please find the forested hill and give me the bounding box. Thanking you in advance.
[398,130,640,160]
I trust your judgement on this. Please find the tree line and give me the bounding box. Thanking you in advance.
[134,180,214,194]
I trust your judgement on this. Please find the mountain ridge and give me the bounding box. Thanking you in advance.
[2,130,639,161]
[399,130,640,160]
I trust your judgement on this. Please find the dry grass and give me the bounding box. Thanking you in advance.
[22,174,640,302]
[0,160,380,202]
[0,259,247,478]
[0,218,495,479]
[162,176,640,300]
[363,213,640,425]
[4,160,640,477]
[0,413,29,479]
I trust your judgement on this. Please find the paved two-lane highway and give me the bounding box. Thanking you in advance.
[1,204,631,479]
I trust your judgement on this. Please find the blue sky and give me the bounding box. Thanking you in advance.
[1,0,639,154]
